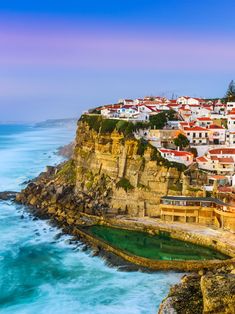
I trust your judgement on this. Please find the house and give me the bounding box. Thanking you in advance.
[144,129,183,148]
[208,124,226,144]
[227,108,235,131]
[226,131,235,146]
[179,106,192,121]
[117,106,149,121]
[196,148,235,174]
[214,101,226,115]
[226,102,235,114]
[177,96,205,105]
[184,126,209,145]
[195,117,213,128]
[197,155,234,174]
[158,148,194,166]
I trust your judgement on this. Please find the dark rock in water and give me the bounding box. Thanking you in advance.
[0,191,17,201]
[82,245,88,252]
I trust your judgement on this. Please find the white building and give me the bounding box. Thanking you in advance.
[195,117,213,128]
[208,124,226,144]
[197,148,235,174]
[184,126,209,145]
[158,148,194,166]
[226,102,235,114]
[177,96,204,105]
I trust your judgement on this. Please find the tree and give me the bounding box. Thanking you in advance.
[225,80,235,100]
[149,111,168,129]
[174,134,189,150]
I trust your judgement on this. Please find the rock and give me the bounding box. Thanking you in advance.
[201,274,235,314]
[158,274,203,314]
[0,191,17,201]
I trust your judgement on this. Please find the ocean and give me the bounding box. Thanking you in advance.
[0,123,182,314]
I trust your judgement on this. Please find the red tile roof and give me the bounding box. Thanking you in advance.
[184,126,207,131]
[209,148,235,155]
[197,156,208,162]
[197,117,212,121]
[159,149,193,157]
[218,157,234,163]
[208,124,224,129]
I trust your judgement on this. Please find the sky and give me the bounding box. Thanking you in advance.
[1,0,235,121]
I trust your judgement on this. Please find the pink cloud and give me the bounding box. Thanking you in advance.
[0,17,234,71]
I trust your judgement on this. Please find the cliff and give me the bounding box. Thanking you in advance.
[73,119,205,217]
[16,118,205,219]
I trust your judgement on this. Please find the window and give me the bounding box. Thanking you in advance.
[193,133,196,138]
[199,133,202,138]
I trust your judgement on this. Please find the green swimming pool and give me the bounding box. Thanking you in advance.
[88,225,229,261]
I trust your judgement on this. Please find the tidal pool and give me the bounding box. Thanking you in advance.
[88,225,229,261]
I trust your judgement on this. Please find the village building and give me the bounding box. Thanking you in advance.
[160,196,235,231]
[184,126,209,145]
[226,102,235,114]
[158,148,194,166]
[195,117,213,128]
[196,148,235,174]
[207,124,226,144]
[226,131,235,146]
[177,96,204,106]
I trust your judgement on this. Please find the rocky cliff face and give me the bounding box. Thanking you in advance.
[158,265,235,314]
[73,121,187,217]
[16,120,205,219]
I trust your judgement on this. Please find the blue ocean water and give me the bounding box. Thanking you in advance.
[0,123,182,314]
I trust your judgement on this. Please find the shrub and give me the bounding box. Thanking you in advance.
[56,160,76,185]
[116,178,134,192]
[137,138,148,156]
[100,119,118,133]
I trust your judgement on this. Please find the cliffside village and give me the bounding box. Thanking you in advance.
[86,95,235,231]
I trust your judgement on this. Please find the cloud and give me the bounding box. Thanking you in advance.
[0,17,234,71]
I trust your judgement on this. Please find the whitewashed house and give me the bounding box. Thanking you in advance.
[158,148,194,166]
[184,126,209,145]
[197,148,235,174]
[195,117,213,128]
[208,124,226,144]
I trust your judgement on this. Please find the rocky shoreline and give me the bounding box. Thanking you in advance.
[10,165,234,312]
[159,268,235,314]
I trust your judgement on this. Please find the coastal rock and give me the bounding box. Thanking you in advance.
[158,265,235,314]
[158,274,203,314]
[0,191,17,201]
[201,274,235,313]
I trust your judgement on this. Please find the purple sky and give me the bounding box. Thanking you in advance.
[1,1,235,121]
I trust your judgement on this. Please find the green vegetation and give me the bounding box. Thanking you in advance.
[188,147,198,158]
[174,134,190,149]
[100,118,118,133]
[56,160,76,185]
[225,80,235,100]
[137,138,148,156]
[116,177,134,192]
[80,114,149,136]
[149,110,177,129]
